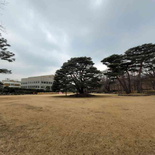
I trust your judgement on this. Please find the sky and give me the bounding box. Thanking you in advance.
[0,0,155,81]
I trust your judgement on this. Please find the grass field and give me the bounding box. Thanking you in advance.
[0,94,155,155]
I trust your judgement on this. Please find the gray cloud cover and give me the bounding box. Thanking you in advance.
[0,0,155,80]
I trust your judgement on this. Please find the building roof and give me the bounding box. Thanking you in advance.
[21,75,54,80]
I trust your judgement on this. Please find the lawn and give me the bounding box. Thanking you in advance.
[0,94,155,155]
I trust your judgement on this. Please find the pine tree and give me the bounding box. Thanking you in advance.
[125,43,155,93]
[52,57,101,95]
[0,34,15,74]
[101,54,132,94]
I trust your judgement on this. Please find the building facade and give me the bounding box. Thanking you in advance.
[21,75,54,91]
[2,79,21,88]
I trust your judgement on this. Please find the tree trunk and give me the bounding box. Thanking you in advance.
[136,62,143,93]
[151,80,155,90]
[117,77,131,94]
[126,71,131,93]
[79,88,84,94]
[104,80,111,93]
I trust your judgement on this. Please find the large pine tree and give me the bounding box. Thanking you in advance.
[125,43,155,93]
[101,54,132,94]
[52,57,101,94]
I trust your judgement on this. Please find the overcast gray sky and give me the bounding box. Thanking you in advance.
[0,0,155,81]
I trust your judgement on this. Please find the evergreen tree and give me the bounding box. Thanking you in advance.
[125,43,155,93]
[0,34,15,74]
[143,53,155,90]
[52,57,101,94]
[101,54,132,94]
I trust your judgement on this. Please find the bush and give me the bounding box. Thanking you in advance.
[0,87,45,95]
[144,90,155,95]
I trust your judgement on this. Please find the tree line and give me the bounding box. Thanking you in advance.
[52,43,155,95]
[101,43,155,94]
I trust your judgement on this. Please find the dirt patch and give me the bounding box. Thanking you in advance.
[9,104,43,111]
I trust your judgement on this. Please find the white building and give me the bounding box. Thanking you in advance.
[21,75,54,91]
[2,79,21,88]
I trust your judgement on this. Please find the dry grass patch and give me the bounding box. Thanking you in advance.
[0,94,155,155]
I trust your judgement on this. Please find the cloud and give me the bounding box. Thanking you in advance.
[0,0,155,80]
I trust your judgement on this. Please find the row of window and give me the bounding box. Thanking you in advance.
[22,86,52,89]
[22,86,40,89]
[22,81,53,85]
[4,83,21,86]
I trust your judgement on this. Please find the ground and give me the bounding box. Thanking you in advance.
[0,94,155,155]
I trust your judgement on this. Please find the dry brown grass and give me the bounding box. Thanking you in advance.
[0,94,155,155]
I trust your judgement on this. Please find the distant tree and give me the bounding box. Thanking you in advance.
[125,43,155,93]
[143,53,155,90]
[99,70,115,93]
[101,43,155,94]
[101,54,132,94]
[45,86,51,92]
[52,57,101,95]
